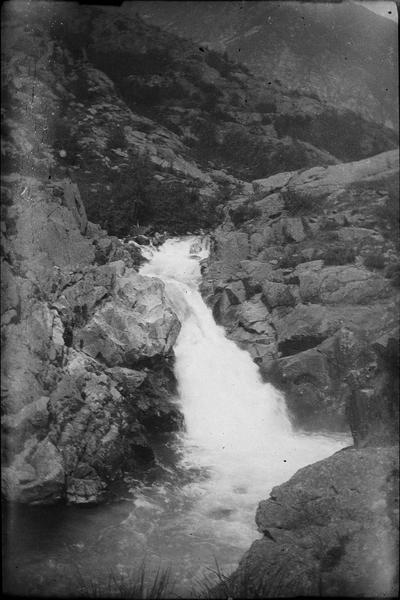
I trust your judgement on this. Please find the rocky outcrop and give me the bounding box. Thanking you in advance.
[202,148,399,599]
[1,175,181,505]
[216,446,398,598]
[77,272,180,367]
[2,2,397,244]
[201,150,399,432]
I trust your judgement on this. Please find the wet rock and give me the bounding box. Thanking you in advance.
[344,331,399,448]
[2,396,50,454]
[134,234,151,245]
[2,438,65,504]
[223,447,399,598]
[229,327,277,367]
[269,347,347,430]
[46,352,137,501]
[66,476,107,504]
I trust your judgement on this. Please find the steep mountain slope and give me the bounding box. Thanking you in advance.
[134,0,399,129]
[2,1,397,239]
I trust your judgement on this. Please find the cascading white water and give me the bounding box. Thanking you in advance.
[6,236,351,597]
[140,236,349,547]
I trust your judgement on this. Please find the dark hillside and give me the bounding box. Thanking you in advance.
[2,1,398,236]
[134,0,399,129]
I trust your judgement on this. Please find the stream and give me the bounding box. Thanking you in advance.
[3,236,350,598]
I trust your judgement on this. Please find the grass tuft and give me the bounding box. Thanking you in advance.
[282,189,318,216]
[75,560,174,599]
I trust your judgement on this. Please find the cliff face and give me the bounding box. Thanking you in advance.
[134,0,399,129]
[201,149,399,434]
[1,173,184,504]
[214,446,399,597]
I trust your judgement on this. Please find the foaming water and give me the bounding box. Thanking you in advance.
[140,237,349,547]
[5,236,350,598]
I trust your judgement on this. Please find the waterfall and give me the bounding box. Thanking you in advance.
[4,236,350,598]
[139,236,348,546]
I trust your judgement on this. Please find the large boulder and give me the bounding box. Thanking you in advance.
[286,149,399,200]
[51,262,121,318]
[283,216,306,242]
[271,302,394,358]
[2,438,65,505]
[212,230,249,272]
[237,296,272,334]
[229,327,277,368]
[250,151,399,204]
[268,316,399,432]
[219,447,399,598]
[299,265,391,305]
[77,271,181,367]
[239,260,282,293]
[344,331,399,448]
[47,351,144,504]
[271,347,347,431]
[262,281,296,309]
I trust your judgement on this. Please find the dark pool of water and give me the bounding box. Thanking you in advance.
[2,441,250,598]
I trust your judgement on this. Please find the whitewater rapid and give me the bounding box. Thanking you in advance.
[139,236,349,547]
[5,236,351,598]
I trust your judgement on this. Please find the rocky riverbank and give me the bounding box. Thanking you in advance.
[201,149,399,434]
[1,175,183,504]
[201,150,399,597]
[212,446,398,597]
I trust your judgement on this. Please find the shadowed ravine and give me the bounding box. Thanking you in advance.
[4,237,349,598]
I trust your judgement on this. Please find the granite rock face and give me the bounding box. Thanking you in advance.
[218,447,398,598]
[203,149,399,599]
[77,272,180,367]
[1,176,181,505]
[201,150,399,433]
